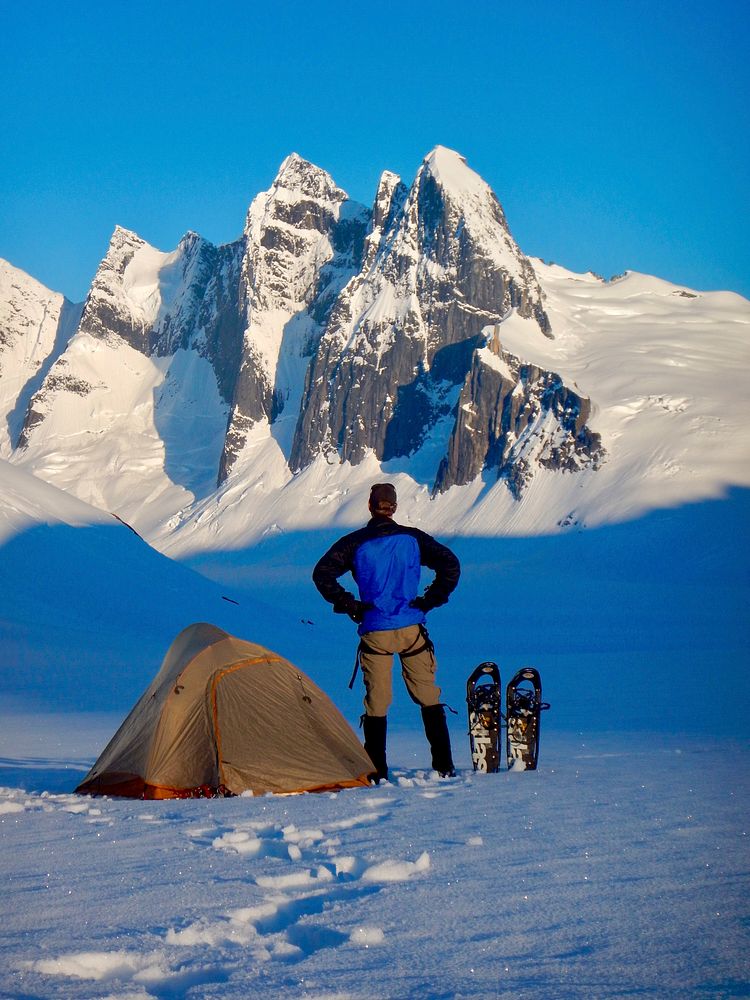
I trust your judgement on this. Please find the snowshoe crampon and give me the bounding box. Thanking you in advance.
[506,667,550,771]
[466,662,501,773]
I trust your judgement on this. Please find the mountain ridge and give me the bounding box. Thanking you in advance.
[1,147,748,552]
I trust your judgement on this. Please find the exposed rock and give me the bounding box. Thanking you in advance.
[434,328,605,496]
[291,146,554,474]
[17,359,95,449]
[219,154,369,483]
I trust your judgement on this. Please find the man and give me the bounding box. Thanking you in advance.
[312,482,461,782]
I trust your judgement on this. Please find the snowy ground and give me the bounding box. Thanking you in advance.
[1,722,748,1000]
[1,465,748,997]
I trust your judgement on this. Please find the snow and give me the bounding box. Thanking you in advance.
[0,448,748,996]
[1,727,748,998]
[423,145,489,199]
[0,456,112,543]
[120,241,179,326]
[0,258,81,457]
[477,343,515,381]
[12,330,224,535]
[137,259,749,556]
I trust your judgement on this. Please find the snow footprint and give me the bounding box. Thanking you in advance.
[22,948,203,997]
[172,797,428,967]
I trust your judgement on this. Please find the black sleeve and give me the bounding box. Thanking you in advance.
[415,530,461,608]
[312,533,359,607]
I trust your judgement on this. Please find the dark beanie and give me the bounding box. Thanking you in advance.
[369,482,397,512]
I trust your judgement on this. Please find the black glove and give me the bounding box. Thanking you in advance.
[333,593,370,623]
[409,595,432,613]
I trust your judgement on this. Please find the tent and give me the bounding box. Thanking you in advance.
[76,622,374,798]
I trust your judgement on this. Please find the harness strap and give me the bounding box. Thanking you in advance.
[348,639,392,689]
[399,642,429,658]
[400,624,435,659]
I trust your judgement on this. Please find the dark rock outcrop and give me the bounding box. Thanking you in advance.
[434,328,604,496]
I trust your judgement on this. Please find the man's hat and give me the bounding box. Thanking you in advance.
[369,482,397,513]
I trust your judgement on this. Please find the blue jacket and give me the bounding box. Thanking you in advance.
[313,516,461,635]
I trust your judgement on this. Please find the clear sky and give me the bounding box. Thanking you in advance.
[1,0,748,302]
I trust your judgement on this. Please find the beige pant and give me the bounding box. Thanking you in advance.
[359,625,442,716]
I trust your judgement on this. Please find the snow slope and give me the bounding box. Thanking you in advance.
[2,450,748,729]
[153,262,750,557]
[0,460,257,711]
[0,259,82,457]
[13,325,228,537]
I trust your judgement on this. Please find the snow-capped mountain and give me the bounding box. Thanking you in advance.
[2,147,749,551]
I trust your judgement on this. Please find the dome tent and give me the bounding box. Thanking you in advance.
[76,623,374,798]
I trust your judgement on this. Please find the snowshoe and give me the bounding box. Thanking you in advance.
[506,667,549,770]
[466,662,502,772]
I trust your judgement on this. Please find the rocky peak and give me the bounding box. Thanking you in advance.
[75,226,219,356]
[95,227,148,289]
[218,157,369,483]
[415,147,550,337]
[3,146,606,516]
[434,326,604,496]
[372,171,408,231]
[271,152,347,204]
[290,146,555,474]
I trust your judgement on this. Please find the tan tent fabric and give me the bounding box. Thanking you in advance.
[76,623,374,798]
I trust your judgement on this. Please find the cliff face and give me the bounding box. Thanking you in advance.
[219,154,369,482]
[435,326,604,497]
[289,146,596,497]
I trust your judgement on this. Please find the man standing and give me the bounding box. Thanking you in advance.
[312,483,461,782]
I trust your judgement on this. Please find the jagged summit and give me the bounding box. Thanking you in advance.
[2,148,568,511]
[265,152,348,206]
[109,224,143,242]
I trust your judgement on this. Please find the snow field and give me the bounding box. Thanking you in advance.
[1,729,748,999]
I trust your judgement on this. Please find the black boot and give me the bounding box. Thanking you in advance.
[421,704,456,777]
[362,715,388,783]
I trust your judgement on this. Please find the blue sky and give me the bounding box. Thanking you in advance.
[1,0,748,301]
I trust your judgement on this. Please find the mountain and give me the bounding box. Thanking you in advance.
[1,147,749,552]
[0,260,82,458]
